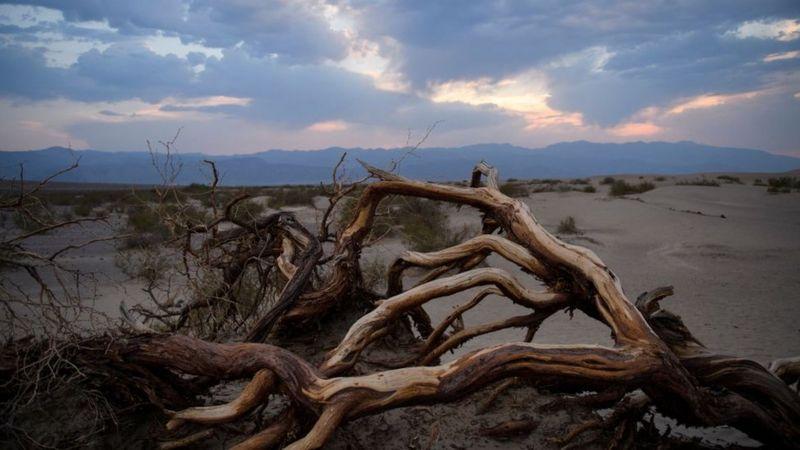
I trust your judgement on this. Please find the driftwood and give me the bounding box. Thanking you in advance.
[3,160,800,449]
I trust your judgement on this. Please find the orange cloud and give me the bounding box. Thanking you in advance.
[429,71,585,130]
[764,50,800,62]
[666,91,761,115]
[610,122,663,137]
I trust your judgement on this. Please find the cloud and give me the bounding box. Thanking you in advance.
[609,122,663,137]
[427,70,584,130]
[729,19,800,42]
[1,1,799,155]
[665,91,763,115]
[3,0,350,63]
[307,120,350,132]
[764,50,800,62]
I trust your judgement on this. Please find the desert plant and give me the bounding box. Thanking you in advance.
[499,182,528,197]
[600,176,616,185]
[73,200,94,217]
[268,185,324,208]
[582,185,596,193]
[360,257,388,292]
[766,177,799,193]
[229,198,266,224]
[396,198,467,252]
[716,175,742,184]
[609,180,655,196]
[676,179,720,187]
[654,176,666,182]
[11,203,55,232]
[556,216,580,234]
[114,245,173,283]
[121,205,171,248]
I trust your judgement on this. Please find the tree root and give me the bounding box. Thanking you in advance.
[7,160,800,449]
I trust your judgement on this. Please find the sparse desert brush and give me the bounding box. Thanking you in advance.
[676,178,720,187]
[600,176,616,185]
[529,185,558,193]
[361,256,388,292]
[766,177,799,194]
[114,245,173,283]
[717,175,743,184]
[570,178,590,185]
[230,198,266,224]
[654,176,666,181]
[11,203,55,232]
[73,201,93,217]
[582,185,596,193]
[753,178,767,186]
[499,182,528,197]
[609,180,655,196]
[267,185,323,208]
[121,205,171,248]
[396,198,469,252]
[557,216,581,234]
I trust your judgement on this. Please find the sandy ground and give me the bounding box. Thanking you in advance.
[357,175,800,366]
[3,173,799,448]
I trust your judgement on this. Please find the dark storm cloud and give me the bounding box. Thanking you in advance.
[0,43,194,102]
[348,0,800,123]
[0,0,799,151]
[0,0,350,63]
[0,41,507,130]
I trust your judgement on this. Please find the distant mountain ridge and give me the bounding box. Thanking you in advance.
[1,141,798,186]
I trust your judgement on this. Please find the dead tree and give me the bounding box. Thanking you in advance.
[3,161,799,449]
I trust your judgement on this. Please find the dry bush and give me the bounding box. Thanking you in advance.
[556,216,581,234]
[716,175,742,184]
[600,176,616,185]
[766,177,800,194]
[395,198,469,252]
[267,185,324,208]
[676,178,720,187]
[499,182,529,197]
[609,180,655,196]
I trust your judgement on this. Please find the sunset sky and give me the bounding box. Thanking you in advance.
[1,1,799,155]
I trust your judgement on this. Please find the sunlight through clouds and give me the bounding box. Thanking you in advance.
[0,1,798,154]
[730,19,800,42]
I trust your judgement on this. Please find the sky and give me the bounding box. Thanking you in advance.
[0,1,799,155]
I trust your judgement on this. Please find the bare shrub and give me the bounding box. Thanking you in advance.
[600,176,616,185]
[716,175,742,184]
[396,198,469,252]
[499,182,528,197]
[676,178,720,187]
[556,216,581,234]
[609,180,655,196]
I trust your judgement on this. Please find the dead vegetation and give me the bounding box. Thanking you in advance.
[608,179,656,196]
[766,177,800,194]
[676,178,720,187]
[1,154,799,450]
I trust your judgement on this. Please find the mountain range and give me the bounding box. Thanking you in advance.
[1,141,798,186]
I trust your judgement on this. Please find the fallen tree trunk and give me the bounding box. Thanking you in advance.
[4,160,799,449]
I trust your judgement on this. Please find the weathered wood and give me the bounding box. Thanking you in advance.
[9,160,800,449]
